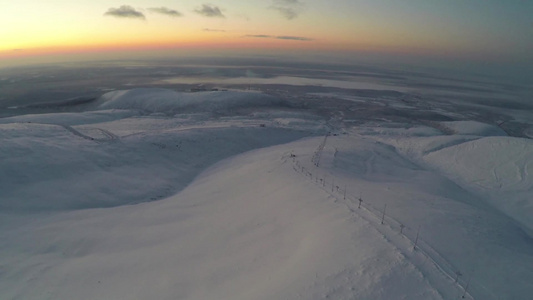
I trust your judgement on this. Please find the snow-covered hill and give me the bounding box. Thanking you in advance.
[96,88,285,114]
[1,89,532,299]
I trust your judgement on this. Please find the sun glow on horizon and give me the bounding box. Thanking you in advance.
[1,0,531,70]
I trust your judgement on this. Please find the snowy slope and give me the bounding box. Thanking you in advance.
[373,123,533,234]
[423,137,533,232]
[1,89,532,300]
[440,121,507,136]
[96,89,285,114]
[0,138,469,300]
[0,109,139,126]
[2,133,532,299]
[0,89,312,211]
[297,133,533,299]
[0,121,308,211]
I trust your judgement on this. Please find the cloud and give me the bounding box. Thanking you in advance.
[104,5,145,19]
[203,28,226,32]
[276,35,313,41]
[194,4,225,18]
[245,34,273,38]
[148,7,183,17]
[270,0,305,20]
[244,34,313,41]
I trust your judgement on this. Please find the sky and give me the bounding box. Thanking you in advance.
[1,0,532,72]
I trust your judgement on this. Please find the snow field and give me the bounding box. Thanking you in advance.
[0,120,309,211]
[1,89,532,299]
[290,134,533,299]
[374,123,533,233]
[0,140,445,300]
[96,89,285,114]
[439,121,507,137]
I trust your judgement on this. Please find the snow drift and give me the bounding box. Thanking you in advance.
[423,136,533,232]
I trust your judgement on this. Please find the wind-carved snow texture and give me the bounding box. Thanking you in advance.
[373,121,533,234]
[291,133,533,299]
[423,137,533,231]
[0,88,532,299]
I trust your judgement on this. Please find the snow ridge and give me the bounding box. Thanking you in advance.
[287,133,533,299]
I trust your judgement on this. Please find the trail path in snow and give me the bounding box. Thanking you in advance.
[17,122,120,143]
[60,124,119,142]
[290,144,476,299]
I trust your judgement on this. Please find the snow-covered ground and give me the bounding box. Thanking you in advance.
[157,75,411,92]
[1,88,532,299]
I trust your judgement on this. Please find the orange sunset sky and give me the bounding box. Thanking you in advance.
[1,0,532,68]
